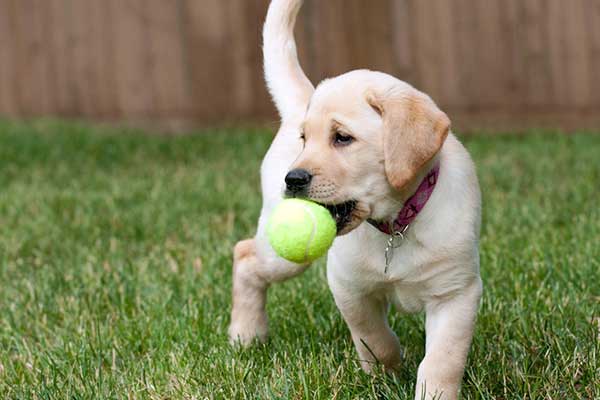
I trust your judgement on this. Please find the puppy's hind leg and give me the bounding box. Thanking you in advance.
[228,239,269,345]
[228,237,309,345]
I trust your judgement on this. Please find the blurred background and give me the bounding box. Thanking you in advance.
[1,0,599,132]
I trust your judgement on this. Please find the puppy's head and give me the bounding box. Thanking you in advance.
[284,70,450,235]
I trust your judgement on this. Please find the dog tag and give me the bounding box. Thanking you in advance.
[384,226,408,273]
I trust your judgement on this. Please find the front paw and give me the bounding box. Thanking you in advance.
[228,312,268,346]
[416,361,462,400]
[355,336,403,375]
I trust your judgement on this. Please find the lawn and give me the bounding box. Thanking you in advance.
[0,119,598,399]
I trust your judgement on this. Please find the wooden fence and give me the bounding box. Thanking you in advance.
[1,0,599,131]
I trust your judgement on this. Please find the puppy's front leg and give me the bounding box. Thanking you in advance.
[416,277,482,400]
[229,238,310,345]
[331,287,402,373]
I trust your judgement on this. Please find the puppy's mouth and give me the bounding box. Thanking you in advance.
[317,200,357,233]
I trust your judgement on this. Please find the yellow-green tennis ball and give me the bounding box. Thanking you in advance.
[267,199,337,264]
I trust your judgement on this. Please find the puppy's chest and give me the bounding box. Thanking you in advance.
[369,247,433,313]
[379,249,431,311]
[337,232,436,311]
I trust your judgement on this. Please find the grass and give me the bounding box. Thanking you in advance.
[0,119,598,399]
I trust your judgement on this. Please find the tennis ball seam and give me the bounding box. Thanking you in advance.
[302,203,318,263]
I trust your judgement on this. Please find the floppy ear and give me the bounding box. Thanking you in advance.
[367,89,450,191]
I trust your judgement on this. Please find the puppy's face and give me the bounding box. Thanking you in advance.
[285,71,450,235]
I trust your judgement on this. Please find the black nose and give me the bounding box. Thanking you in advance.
[285,168,312,192]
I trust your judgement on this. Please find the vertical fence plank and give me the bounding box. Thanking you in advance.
[586,0,600,108]
[434,0,459,108]
[182,0,232,121]
[225,0,255,118]
[0,0,16,115]
[310,0,351,80]
[145,0,190,121]
[522,0,553,109]
[412,0,444,100]
[69,0,95,117]
[45,0,75,115]
[563,0,591,108]
[473,0,506,109]
[39,0,58,116]
[300,0,328,83]
[84,0,119,118]
[353,0,395,74]
[390,0,415,84]
[547,0,569,108]
[453,0,482,112]
[12,0,52,116]
[503,0,528,112]
[110,0,156,119]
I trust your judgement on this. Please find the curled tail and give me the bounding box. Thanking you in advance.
[263,0,314,122]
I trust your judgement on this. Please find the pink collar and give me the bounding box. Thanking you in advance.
[368,162,440,235]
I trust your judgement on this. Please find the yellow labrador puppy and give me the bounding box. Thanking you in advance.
[229,1,482,399]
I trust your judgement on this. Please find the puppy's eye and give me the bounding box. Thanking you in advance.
[299,132,306,141]
[333,132,354,147]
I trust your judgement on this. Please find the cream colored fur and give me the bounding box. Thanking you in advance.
[228,1,482,399]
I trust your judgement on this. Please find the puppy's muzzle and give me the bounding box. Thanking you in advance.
[285,168,312,196]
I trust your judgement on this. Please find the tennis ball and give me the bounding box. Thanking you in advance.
[267,199,336,264]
